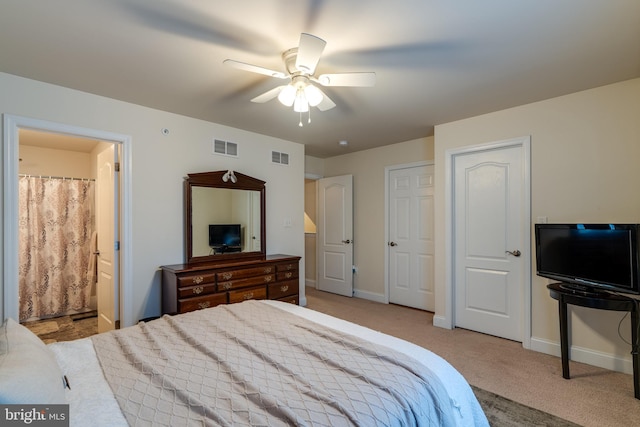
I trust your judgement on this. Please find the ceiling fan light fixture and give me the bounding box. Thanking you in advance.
[293,89,309,112]
[225,33,372,120]
[304,84,323,107]
[277,84,296,106]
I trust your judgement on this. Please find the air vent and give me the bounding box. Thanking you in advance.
[213,139,238,157]
[272,151,289,165]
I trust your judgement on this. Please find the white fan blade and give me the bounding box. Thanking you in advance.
[316,89,336,111]
[295,33,326,74]
[223,59,287,79]
[316,72,376,87]
[251,86,285,103]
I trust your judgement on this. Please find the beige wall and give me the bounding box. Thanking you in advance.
[434,77,640,373]
[321,137,434,300]
[18,144,92,178]
[1,72,305,324]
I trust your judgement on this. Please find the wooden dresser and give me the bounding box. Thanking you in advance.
[161,254,300,315]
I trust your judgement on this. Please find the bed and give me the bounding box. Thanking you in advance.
[1,300,488,426]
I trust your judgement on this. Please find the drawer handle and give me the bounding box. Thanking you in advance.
[280,285,289,293]
[221,282,232,290]
[221,272,233,280]
[285,272,293,279]
[264,276,272,283]
[197,301,211,309]
[192,276,203,284]
[264,267,273,273]
[193,286,204,295]
[243,292,254,300]
[286,264,293,270]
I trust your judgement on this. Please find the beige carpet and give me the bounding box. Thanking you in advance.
[304,286,640,427]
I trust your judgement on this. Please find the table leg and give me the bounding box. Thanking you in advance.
[558,297,570,379]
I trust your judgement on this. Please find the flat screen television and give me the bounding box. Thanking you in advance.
[209,224,241,252]
[535,223,640,295]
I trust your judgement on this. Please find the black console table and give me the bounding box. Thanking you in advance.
[547,283,639,399]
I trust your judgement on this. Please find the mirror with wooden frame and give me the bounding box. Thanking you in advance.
[185,170,266,264]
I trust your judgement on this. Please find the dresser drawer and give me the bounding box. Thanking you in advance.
[217,265,275,281]
[218,274,275,291]
[276,262,298,273]
[178,293,227,312]
[268,280,298,299]
[276,270,298,281]
[177,282,217,299]
[228,286,267,303]
[277,295,299,305]
[177,272,216,287]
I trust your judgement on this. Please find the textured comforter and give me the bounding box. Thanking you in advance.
[92,301,457,426]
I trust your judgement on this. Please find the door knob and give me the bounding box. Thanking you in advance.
[389,242,397,247]
[342,239,352,244]
[506,249,521,257]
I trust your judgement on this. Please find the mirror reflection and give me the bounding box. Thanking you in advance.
[191,187,262,257]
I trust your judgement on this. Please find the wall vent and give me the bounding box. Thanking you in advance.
[213,139,238,157]
[272,151,289,165]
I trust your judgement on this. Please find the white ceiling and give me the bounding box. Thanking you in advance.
[2,0,639,158]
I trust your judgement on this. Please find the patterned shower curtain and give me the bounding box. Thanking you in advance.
[18,176,95,321]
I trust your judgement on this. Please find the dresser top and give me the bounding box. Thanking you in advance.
[161,254,301,273]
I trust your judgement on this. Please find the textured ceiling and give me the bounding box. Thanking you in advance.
[2,0,639,157]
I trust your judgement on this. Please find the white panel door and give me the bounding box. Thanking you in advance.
[454,144,525,341]
[96,145,118,333]
[317,175,353,297]
[389,165,435,311]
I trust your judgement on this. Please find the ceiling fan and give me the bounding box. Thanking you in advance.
[224,33,376,126]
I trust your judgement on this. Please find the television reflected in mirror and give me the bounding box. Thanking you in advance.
[209,224,242,254]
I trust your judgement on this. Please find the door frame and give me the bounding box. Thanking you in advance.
[384,160,433,304]
[443,136,531,348]
[3,114,133,327]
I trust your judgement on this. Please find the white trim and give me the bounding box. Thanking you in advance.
[3,115,19,323]
[384,161,433,305]
[303,173,322,303]
[2,114,134,327]
[530,336,633,375]
[444,136,531,348]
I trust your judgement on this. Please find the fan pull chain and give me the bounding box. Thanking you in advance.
[308,108,312,124]
[298,111,303,127]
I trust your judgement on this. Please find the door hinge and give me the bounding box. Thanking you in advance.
[115,241,120,251]
[115,162,120,172]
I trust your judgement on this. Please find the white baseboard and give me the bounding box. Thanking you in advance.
[305,279,316,287]
[530,336,633,375]
[433,315,452,329]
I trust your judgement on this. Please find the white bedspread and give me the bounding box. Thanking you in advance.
[48,301,488,426]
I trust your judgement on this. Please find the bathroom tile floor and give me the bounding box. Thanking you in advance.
[22,312,98,343]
